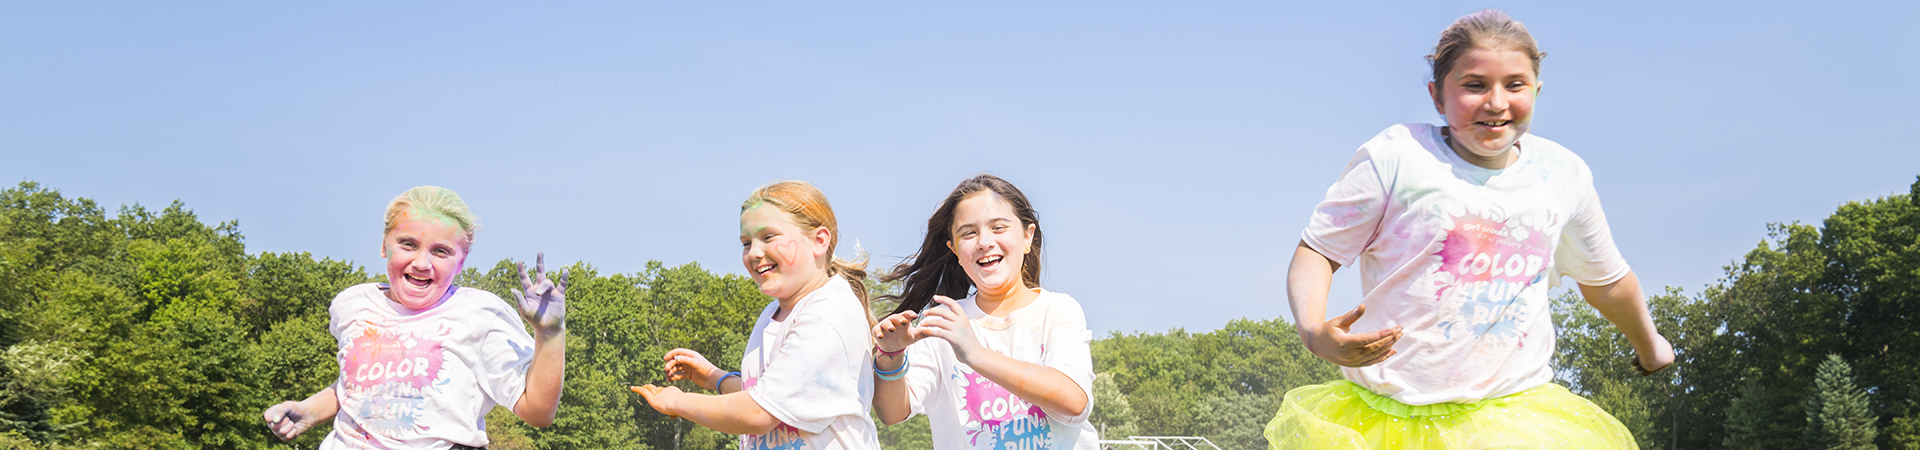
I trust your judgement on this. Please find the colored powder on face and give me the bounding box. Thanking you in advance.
[773,238,802,273]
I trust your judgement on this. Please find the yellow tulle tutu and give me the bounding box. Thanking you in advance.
[1264,380,1637,449]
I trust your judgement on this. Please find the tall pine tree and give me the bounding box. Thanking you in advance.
[1804,354,1877,449]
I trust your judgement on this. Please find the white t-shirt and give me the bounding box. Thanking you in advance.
[899,290,1099,450]
[321,283,536,450]
[738,276,881,450]
[1301,123,1630,405]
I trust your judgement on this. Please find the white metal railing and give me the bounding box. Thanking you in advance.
[1097,436,1223,450]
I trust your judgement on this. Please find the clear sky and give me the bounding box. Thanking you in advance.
[4,2,1916,336]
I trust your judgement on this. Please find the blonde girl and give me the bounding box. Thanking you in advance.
[262,186,568,450]
[870,174,1098,449]
[1269,10,1674,449]
[635,180,881,450]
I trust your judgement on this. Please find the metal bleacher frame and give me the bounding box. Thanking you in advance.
[1097,436,1223,450]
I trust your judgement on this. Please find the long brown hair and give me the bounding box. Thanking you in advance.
[741,180,874,327]
[880,174,1043,316]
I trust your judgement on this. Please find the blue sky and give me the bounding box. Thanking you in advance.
[4,2,1916,336]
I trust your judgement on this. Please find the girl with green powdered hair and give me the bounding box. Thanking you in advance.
[263,186,569,450]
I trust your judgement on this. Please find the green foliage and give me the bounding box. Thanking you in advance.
[1090,372,1139,440]
[1538,176,1920,449]
[876,412,933,450]
[461,259,768,450]
[1889,409,1920,450]
[1803,354,1877,449]
[1092,318,1337,444]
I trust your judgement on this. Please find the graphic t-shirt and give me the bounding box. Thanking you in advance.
[1301,123,1630,405]
[899,290,1099,450]
[322,283,536,450]
[738,276,881,450]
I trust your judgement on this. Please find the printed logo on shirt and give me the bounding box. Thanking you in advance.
[739,375,810,450]
[743,424,808,450]
[340,325,450,436]
[957,364,1053,449]
[1430,212,1551,343]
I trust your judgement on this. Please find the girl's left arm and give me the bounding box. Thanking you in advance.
[512,254,569,427]
[957,350,1089,417]
[1577,270,1674,375]
[919,296,1089,417]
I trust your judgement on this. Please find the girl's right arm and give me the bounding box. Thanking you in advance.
[1288,241,1403,367]
[262,385,339,441]
[871,310,922,425]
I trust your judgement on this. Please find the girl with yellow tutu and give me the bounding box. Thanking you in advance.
[1270,10,1674,449]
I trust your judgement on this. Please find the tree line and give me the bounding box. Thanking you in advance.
[0,178,1915,449]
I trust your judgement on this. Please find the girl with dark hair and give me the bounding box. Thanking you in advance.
[869,174,1098,449]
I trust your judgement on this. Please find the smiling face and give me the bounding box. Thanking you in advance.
[740,204,831,302]
[946,192,1035,299]
[1429,47,1539,164]
[381,212,469,310]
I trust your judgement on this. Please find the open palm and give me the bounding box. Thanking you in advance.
[512,253,569,335]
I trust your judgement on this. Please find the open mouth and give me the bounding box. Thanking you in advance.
[1476,120,1512,128]
[403,273,434,288]
[755,262,777,276]
[976,255,1003,270]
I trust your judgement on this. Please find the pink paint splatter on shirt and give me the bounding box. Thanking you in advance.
[342,328,446,391]
[1431,214,1551,299]
[958,366,1050,447]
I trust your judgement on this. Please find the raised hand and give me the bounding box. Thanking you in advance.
[1304,304,1403,367]
[511,253,569,336]
[663,348,723,391]
[1632,334,1675,376]
[915,296,987,362]
[873,310,925,354]
[262,400,324,441]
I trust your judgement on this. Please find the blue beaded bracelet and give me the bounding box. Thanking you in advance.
[714,371,741,391]
[875,353,908,381]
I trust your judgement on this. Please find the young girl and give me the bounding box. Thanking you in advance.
[262,186,569,449]
[634,180,881,450]
[1269,10,1675,449]
[869,174,1098,449]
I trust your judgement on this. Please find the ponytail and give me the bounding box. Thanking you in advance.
[829,255,875,328]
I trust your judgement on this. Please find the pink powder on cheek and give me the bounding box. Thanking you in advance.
[773,238,802,273]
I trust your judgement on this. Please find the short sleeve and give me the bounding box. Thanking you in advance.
[746,308,867,434]
[1553,165,1631,286]
[1038,295,1095,425]
[474,301,537,410]
[901,338,947,419]
[1301,147,1391,267]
